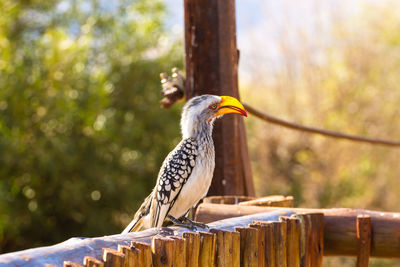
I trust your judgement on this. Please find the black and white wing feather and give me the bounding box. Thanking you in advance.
[153,138,197,227]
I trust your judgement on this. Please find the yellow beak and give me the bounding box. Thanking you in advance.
[215,96,247,117]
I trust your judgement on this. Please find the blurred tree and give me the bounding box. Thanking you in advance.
[0,0,183,252]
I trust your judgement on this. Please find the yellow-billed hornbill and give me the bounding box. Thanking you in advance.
[122,95,247,233]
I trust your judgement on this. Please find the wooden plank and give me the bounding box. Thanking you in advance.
[151,237,175,267]
[183,0,254,196]
[253,221,275,267]
[194,203,400,258]
[356,215,371,267]
[235,227,259,267]
[183,232,200,267]
[83,256,104,267]
[102,248,125,267]
[198,231,216,267]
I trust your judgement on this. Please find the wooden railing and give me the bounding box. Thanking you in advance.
[0,195,399,267]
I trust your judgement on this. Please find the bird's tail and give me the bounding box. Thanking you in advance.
[122,190,154,234]
[121,217,143,234]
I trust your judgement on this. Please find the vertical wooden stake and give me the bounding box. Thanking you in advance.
[280,217,301,267]
[102,248,125,267]
[131,241,152,267]
[248,223,266,267]
[151,237,175,267]
[198,231,216,267]
[253,221,275,267]
[171,236,187,267]
[235,227,259,267]
[183,232,200,267]
[83,256,104,267]
[210,229,240,267]
[356,215,371,267]
[118,244,139,267]
[292,213,324,267]
[272,221,287,267]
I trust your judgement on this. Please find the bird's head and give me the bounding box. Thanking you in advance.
[181,94,247,138]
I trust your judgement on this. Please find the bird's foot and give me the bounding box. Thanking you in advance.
[179,216,209,229]
[167,215,196,230]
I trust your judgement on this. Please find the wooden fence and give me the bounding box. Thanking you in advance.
[0,195,399,267]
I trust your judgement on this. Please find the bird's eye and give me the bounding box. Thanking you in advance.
[209,104,218,110]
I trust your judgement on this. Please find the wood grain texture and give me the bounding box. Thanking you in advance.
[195,203,400,257]
[198,231,216,267]
[183,0,254,196]
[151,237,174,267]
[235,227,259,267]
[280,217,300,267]
[183,232,200,267]
[356,215,371,267]
[83,256,104,267]
[102,248,124,267]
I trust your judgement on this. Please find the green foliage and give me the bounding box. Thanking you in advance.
[0,0,183,252]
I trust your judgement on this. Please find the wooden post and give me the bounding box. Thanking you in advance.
[253,221,275,267]
[280,217,301,267]
[248,223,266,267]
[356,215,371,267]
[118,245,139,267]
[171,236,187,267]
[198,231,216,267]
[131,241,152,267]
[102,248,125,267]
[183,232,200,267]
[292,213,324,267]
[184,0,254,196]
[235,227,259,267]
[83,256,104,267]
[151,237,175,267]
[209,229,240,267]
[271,221,287,267]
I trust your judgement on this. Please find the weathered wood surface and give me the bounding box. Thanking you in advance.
[184,0,254,197]
[238,195,294,207]
[0,211,293,267]
[195,203,400,257]
[356,215,371,267]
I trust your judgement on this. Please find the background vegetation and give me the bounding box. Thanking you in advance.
[1,1,399,266]
[0,0,183,252]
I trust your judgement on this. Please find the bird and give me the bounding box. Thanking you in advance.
[122,94,247,233]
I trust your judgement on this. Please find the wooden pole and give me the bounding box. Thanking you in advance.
[209,229,240,267]
[170,236,187,267]
[235,227,259,267]
[183,232,200,267]
[118,245,139,267]
[271,221,287,267]
[183,0,254,196]
[131,241,152,267]
[64,261,82,267]
[151,237,175,267]
[102,248,125,267]
[356,215,371,267]
[198,231,216,267]
[83,256,104,267]
[248,223,266,267]
[280,217,301,267]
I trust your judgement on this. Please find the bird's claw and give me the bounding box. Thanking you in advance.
[180,216,209,229]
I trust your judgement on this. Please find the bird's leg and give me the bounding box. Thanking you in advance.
[167,215,195,230]
[179,216,209,229]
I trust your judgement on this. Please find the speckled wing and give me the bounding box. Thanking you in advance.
[153,138,198,227]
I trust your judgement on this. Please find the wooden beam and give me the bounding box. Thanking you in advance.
[194,203,400,257]
[183,0,254,196]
